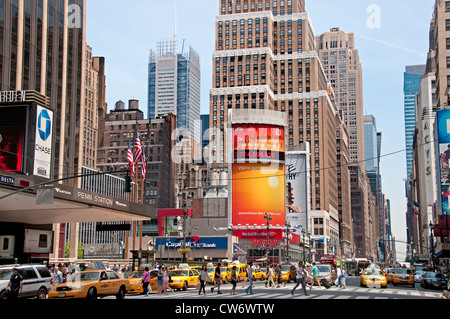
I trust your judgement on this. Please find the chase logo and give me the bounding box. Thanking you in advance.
[37,109,52,141]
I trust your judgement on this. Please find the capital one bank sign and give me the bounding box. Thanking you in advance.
[33,106,53,179]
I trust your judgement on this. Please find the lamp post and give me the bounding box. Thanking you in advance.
[264,213,272,268]
[429,221,435,269]
[178,192,193,263]
[301,229,306,262]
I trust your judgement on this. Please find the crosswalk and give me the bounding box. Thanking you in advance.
[127,284,442,300]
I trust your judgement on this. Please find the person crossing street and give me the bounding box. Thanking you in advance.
[244,262,254,295]
[291,262,310,296]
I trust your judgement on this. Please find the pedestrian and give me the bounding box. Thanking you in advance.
[113,264,119,272]
[340,268,346,289]
[275,264,282,288]
[199,265,208,295]
[7,268,23,299]
[336,266,341,287]
[311,262,321,288]
[245,262,254,295]
[211,262,223,294]
[66,269,76,283]
[241,264,249,288]
[163,267,172,294]
[156,265,164,295]
[266,265,275,288]
[230,266,237,295]
[291,262,309,296]
[142,266,151,296]
[54,265,64,286]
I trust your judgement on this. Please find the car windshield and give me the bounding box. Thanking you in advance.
[425,272,442,279]
[364,269,383,276]
[0,269,13,280]
[281,266,291,272]
[396,269,412,275]
[128,272,144,279]
[317,266,330,273]
[260,269,267,273]
[170,270,188,277]
[70,272,100,282]
[220,267,227,272]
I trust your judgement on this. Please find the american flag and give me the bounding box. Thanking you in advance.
[127,140,135,176]
[133,130,143,164]
[141,153,147,181]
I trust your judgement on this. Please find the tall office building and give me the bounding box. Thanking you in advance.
[147,40,201,143]
[210,0,343,253]
[0,0,86,180]
[316,28,365,169]
[404,65,425,179]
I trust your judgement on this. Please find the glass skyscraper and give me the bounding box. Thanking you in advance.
[404,65,425,179]
[147,40,201,143]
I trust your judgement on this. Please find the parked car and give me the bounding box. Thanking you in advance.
[420,271,448,290]
[0,264,52,299]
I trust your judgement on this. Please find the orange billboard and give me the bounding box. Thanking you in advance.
[231,124,286,228]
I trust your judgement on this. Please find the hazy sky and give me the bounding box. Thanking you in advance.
[86,0,436,261]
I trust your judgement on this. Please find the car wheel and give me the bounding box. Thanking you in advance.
[0,290,8,299]
[86,287,97,300]
[36,287,47,299]
[182,281,188,291]
[116,286,126,300]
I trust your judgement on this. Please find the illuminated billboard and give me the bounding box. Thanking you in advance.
[230,121,286,229]
[0,106,27,173]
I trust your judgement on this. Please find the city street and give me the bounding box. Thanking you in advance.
[105,277,443,300]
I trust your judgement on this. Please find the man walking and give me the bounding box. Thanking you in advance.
[245,262,254,295]
[291,262,309,296]
[7,268,23,299]
[211,262,223,294]
[311,262,321,288]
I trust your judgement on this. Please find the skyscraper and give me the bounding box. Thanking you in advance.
[316,28,365,169]
[404,65,425,179]
[0,0,86,180]
[147,40,201,143]
[210,0,343,255]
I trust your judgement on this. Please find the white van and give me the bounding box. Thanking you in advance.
[0,265,53,299]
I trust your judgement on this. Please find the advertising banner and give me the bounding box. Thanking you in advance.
[436,110,450,216]
[286,151,309,231]
[23,229,53,254]
[155,237,228,250]
[231,124,286,230]
[33,105,53,179]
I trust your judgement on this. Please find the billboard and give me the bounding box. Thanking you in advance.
[33,105,53,179]
[436,109,450,216]
[231,124,286,229]
[286,149,310,231]
[0,106,27,173]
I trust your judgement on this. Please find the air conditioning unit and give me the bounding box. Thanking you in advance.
[0,236,15,260]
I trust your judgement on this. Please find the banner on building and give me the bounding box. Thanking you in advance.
[33,105,53,179]
[435,110,450,216]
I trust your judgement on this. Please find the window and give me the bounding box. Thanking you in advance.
[446,1,450,12]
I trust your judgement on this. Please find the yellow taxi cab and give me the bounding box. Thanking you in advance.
[280,264,297,283]
[359,268,387,288]
[393,268,415,288]
[127,270,158,294]
[220,266,232,283]
[169,269,200,291]
[48,270,131,300]
[252,268,265,281]
[260,268,268,280]
[235,264,248,282]
[386,268,396,284]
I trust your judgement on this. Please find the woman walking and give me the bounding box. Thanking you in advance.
[156,265,164,295]
[142,266,151,296]
[230,266,237,295]
[163,266,172,294]
[199,265,208,295]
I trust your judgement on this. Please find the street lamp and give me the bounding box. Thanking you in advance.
[429,221,435,269]
[264,213,272,268]
[178,192,193,263]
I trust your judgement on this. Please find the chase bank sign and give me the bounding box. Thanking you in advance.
[33,105,53,179]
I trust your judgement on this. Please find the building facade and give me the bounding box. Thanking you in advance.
[316,28,365,169]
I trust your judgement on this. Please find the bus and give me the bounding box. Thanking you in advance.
[356,259,371,276]
[319,254,336,266]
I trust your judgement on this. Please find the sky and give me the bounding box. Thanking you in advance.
[86,0,436,262]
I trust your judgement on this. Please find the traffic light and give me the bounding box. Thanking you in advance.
[125,175,132,193]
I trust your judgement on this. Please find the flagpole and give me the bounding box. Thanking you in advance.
[139,138,145,251]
